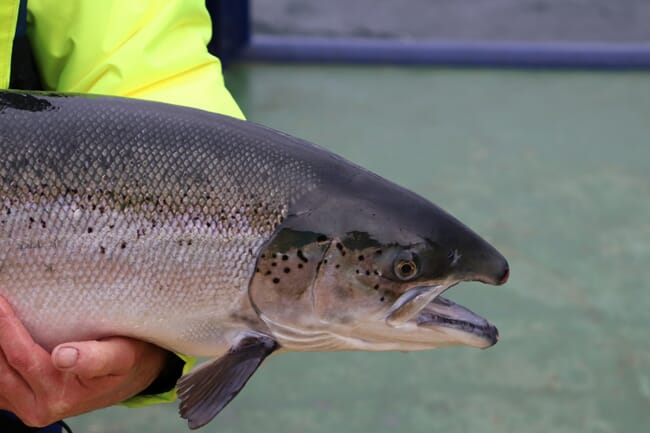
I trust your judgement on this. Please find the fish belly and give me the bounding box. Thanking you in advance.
[0,205,263,355]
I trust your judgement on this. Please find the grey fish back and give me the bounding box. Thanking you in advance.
[0,91,325,354]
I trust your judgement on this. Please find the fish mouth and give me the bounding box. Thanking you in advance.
[415,295,499,348]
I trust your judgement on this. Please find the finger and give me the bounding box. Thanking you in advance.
[0,345,33,405]
[52,337,141,378]
[0,297,55,387]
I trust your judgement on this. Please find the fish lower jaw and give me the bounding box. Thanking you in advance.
[414,296,499,349]
[258,302,498,353]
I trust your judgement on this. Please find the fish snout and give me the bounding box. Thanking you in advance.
[466,252,509,286]
[446,233,509,286]
[498,263,510,285]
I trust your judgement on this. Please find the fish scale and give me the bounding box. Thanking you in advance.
[0,92,321,355]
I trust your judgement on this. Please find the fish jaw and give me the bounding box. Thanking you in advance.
[382,283,499,349]
[414,295,498,349]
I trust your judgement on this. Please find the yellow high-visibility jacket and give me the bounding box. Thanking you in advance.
[1,0,245,406]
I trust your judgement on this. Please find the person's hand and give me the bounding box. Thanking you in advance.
[0,296,168,427]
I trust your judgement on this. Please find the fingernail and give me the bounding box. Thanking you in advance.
[54,347,79,369]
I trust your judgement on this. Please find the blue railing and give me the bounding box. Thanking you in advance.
[243,35,650,70]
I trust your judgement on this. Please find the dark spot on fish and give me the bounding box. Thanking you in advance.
[109,224,115,229]
[87,227,93,233]
[335,264,340,269]
[255,267,260,273]
[265,270,272,276]
[121,242,127,249]
[177,240,183,246]
[317,235,328,243]
[374,284,379,290]
[272,278,280,284]
[336,243,343,250]
[374,270,380,275]
[375,249,382,255]
[282,254,289,261]
[272,253,277,258]
[41,220,46,229]
[283,267,291,274]
[365,270,370,276]
[206,222,211,228]
[296,250,308,263]
[358,255,364,261]
[100,245,106,254]
[380,296,385,302]
[324,259,328,264]
[261,254,266,259]
[248,249,254,256]
[355,269,360,274]
[271,262,277,267]
[45,264,54,273]
[298,263,303,269]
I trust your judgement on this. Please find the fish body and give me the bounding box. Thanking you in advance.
[0,91,508,428]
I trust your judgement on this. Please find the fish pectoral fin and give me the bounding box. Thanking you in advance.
[177,333,278,429]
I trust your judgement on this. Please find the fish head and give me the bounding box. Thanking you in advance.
[249,170,508,352]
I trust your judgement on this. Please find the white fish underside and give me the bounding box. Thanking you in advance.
[0,201,275,356]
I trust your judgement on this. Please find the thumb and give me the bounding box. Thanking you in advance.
[52,337,138,379]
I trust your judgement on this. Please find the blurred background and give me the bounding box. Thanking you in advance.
[73,1,650,432]
[253,0,650,41]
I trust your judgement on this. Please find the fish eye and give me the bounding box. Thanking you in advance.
[394,257,418,281]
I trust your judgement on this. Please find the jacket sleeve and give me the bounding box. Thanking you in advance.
[26,0,245,406]
[26,0,244,119]
[121,354,197,407]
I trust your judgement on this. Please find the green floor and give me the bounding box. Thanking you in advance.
[72,65,650,433]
